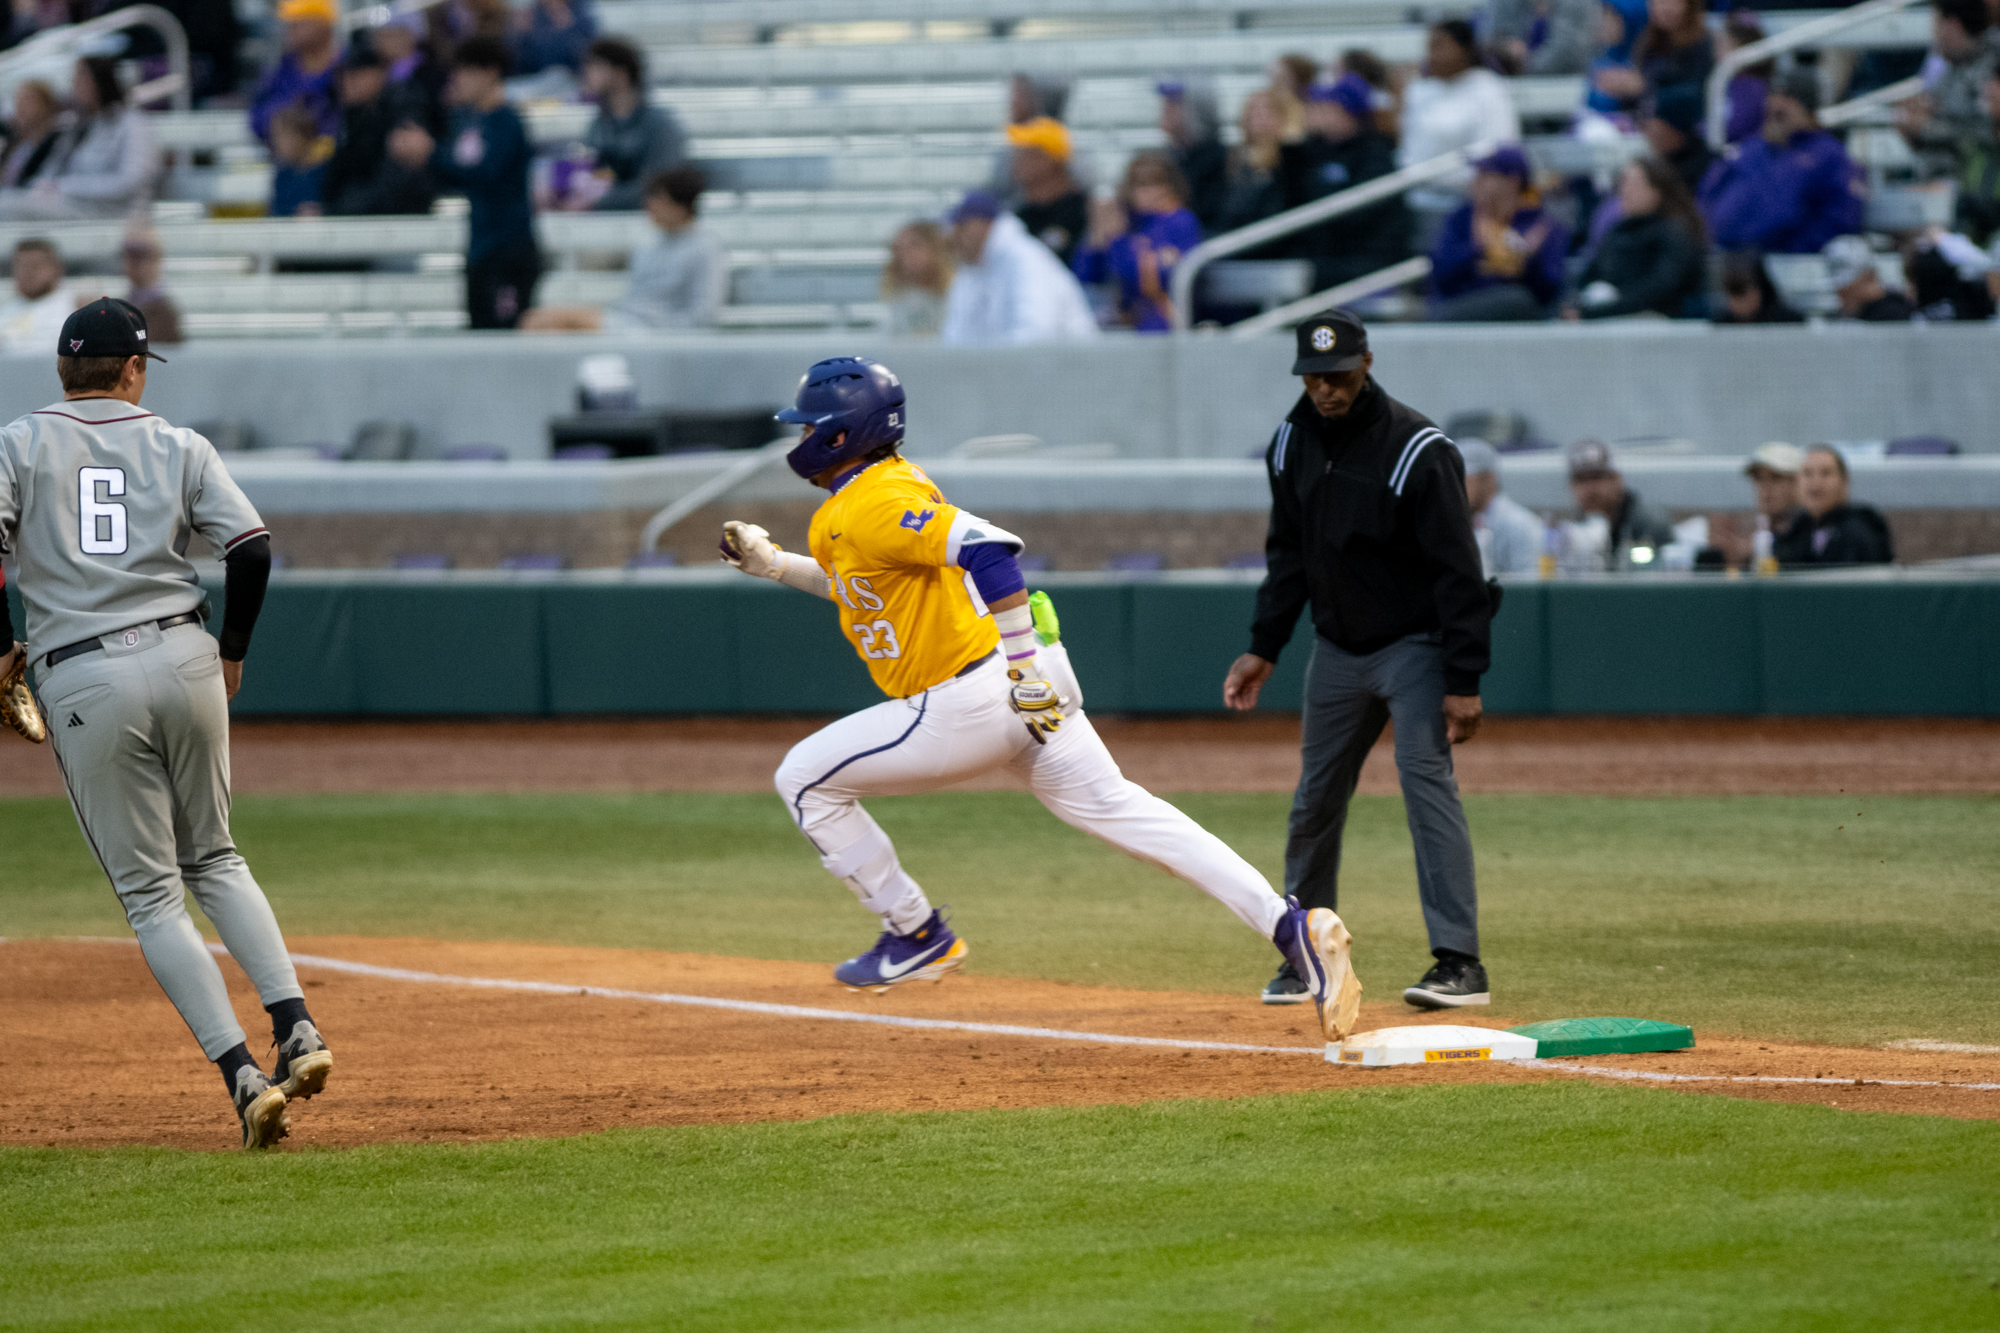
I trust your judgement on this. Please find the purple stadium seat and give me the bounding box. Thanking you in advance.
[1105,552,1165,572]
[1224,552,1265,570]
[627,551,680,569]
[499,554,567,572]
[1016,553,1052,572]
[443,444,507,462]
[1884,437,1958,456]
[392,554,453,571]
[552,444,616,462]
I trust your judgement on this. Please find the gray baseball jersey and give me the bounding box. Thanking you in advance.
[0,396,265,656]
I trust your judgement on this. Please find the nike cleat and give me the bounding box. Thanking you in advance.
[1277,897,1362,1041]
[231,1066,290,1151]
[834,910,968,994]
[1404,954,1490,1009]
[272,1019,333,1100]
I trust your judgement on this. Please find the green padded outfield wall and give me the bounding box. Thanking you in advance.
[9,577,2000,717]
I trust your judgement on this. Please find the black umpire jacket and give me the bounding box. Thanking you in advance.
[1249,380,1495,696]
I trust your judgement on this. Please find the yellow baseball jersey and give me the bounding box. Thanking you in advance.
[807,456,999,698]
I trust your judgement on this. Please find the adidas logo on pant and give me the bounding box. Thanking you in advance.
[66,713,83,728]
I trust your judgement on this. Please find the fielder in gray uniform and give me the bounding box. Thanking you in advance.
[0,298,330,1150]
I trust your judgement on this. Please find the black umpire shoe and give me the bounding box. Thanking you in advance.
[1403,954,1490,1009]
[1261,959,1312,1005]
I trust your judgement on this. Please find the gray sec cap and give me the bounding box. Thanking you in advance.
[1292,309,1368,374]
[1454,437,1499,476]
[1566,438,1615,479]
[1746,441,1804,475]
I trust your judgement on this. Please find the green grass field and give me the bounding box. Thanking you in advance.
[3,790,1997,1330]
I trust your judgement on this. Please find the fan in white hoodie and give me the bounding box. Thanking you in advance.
[940,194,1101,344]
[1398,21,1522,211]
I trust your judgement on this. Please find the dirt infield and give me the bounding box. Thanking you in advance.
[4,716,1999,799]
[4,938,1995,1153]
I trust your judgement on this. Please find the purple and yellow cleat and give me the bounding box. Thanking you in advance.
[834,910,968,994]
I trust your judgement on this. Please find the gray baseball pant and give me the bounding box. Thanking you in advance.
[37,620,302,1059]
[1284,631,1480,958]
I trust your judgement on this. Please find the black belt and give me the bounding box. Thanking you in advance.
[44,612,205,671]
[953,648,999,679]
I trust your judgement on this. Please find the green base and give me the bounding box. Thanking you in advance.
[1506,1017,1695,1059]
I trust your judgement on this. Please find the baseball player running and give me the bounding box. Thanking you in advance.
[0,299,330,1149]
[721,357,1361,1040]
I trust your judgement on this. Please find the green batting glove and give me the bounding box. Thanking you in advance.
[1029,590,1061,646]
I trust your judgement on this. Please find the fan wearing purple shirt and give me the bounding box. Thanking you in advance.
[1071,151,1205,332]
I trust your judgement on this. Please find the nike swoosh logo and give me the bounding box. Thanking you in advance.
[829,532,842,539]
[877,937,951,980]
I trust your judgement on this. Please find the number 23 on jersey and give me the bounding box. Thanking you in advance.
[835,573,902,660]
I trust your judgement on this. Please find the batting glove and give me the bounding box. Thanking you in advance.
[719,520,783,579]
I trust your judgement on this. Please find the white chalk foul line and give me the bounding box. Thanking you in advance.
[1526,1060,2000,1093]
[1885,1038,2000,1056]
[28,940,2000,1093]
[282,951,1325,1057]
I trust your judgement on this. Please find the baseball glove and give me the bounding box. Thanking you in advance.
[2,643,46,744]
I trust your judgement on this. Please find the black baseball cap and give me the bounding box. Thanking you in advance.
[58,297,166,363]
[1291,309,1368,375]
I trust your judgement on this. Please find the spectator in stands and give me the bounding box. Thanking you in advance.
[268,104,331,217]
[1488,0,1601,76]
[0,237,71,351]
[1266,53,1318,143]
[121,232,183,345]
[2,0,68,53]
[1567,438,1678,555]
[1400,21,1522,229]
[941,189,1099,344]
[880,220,954,337]
[315,40,437,216]
[1706,441,1804,569]
[1428,145,1567,321]
[1776,445,1894,566]
[513,0,597,79]
[1007,116,1088,266]
[1585,0,1651,114]
[0,57,161,220]
[577,38,685,212]
[390,36,539,329]
[1712,251,1805,322]
[1959,71,2000,242]
[1336,48,1400,139]
[156,0,244,103]
[1906,227,1998,318]
[1899,0,1998,180]
[1594,0,1714,106]
[252,0,344,144]
[1281,75,1410,289]
[373,14,448,134]
[1566,156,1705,318]
[1216,90,1288,238]
[523,167,725,332]
[450,0,513,44]
[1823,235,1916,321]
[1701,67,1867,255]
[1713,11,1771,145]
[1158,80,1229,233]
[1073,151,1204,332]
[992,73,1079,205]
[1455,438,1544,575]
[0,81,63,190]
[1640,83,1713,194]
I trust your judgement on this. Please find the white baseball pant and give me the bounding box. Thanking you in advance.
[775,647,1288,940]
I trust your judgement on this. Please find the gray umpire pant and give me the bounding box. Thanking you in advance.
[1285,631,1480,958]
[37,620,302,1060]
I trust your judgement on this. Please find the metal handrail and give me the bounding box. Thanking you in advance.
[341,0,454,34]
[1704,0,1925,151]
[1168,140,1497,332]
[1818,73,1925,128]
[638,437,793,554]
[0,4,190,112]
[1226,256,1432,337]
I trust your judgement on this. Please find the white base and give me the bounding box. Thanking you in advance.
[1327,1024,1539,1066]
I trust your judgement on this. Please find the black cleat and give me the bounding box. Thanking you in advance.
[1260,959,1312,1005]
[1403,956,1491,1009]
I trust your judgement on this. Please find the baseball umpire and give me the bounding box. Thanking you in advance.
[0,299,330,1149]
[1222,311,1498,1011]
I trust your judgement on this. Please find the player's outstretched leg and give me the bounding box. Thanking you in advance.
[1016,710,1363,1039]
[775,694,1007,992]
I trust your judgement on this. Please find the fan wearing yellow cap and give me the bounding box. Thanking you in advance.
[251,0,343,146]
[1006,116,1089,266]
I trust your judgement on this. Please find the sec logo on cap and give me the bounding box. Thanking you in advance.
[1311,326,1335,352]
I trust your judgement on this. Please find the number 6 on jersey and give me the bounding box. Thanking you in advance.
[79,466,128,555]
